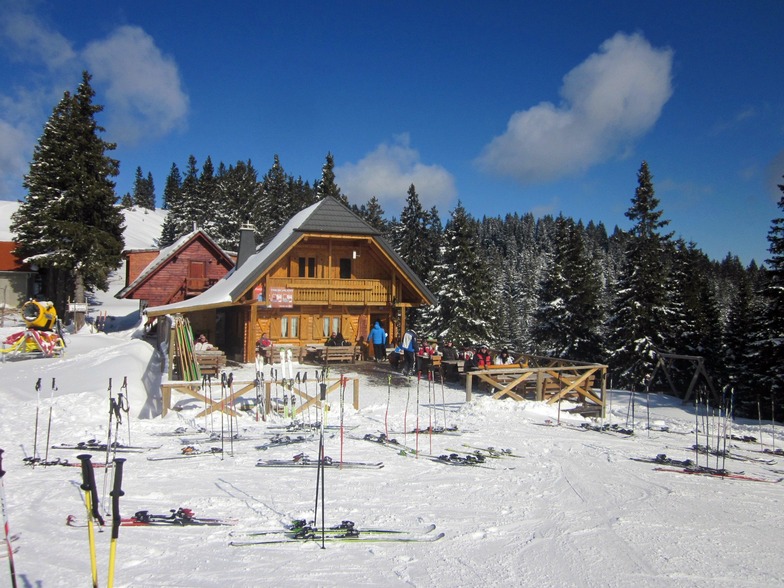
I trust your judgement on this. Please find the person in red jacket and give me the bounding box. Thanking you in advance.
[470,344,493,370]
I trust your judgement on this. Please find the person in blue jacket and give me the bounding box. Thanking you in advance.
[400,329,418,376]
[368,320,388,362]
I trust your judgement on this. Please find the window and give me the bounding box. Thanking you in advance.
[281,316,299,338]
[322,316,341,337]
[339,258,351,279]
[298,257,316,278]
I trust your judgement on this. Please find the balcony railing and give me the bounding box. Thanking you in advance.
[266,278,392,306]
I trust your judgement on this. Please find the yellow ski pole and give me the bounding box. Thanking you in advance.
[77,454,104,588]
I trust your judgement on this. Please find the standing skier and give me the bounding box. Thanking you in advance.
[400,329,418,376]
[368,321,388,363]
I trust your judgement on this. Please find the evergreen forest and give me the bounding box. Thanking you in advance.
[11,72,784,421]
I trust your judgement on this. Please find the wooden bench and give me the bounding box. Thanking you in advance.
[195,350,226,377]
[322,345,358,364]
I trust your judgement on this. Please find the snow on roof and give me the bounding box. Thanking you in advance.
[144,197,436,317]
[145,200,321,317]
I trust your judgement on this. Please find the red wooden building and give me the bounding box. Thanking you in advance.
[116,229,235,310]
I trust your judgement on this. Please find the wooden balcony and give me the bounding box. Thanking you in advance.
[266,278,392,306]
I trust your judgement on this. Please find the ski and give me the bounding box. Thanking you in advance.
[151,426,208,437]
[22,456,109,468]
[690,444,776,465]
[353,433,417,456]
[256,454,383,469]
[631,454,697,468]
[267,422,357,432]
[429,453,489,467]
[230,521,437,538]
[461,444,522,458]
[67,508,237,527]
[229,531,444,546]
[653,467,783,483]
[255,435,313,451]
[146,447,223,461]
[387,426,461,436]
[51,441,158,453]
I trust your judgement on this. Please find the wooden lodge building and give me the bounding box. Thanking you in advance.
[144,197,437,363]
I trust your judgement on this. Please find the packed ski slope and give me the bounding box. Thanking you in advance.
[0,207,782,587]
[1,315,783,587]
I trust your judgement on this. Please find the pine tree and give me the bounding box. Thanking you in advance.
[757,176,784,418]
[131,166,155,210]
[159,163,183,246]
[11,71,124,318]
[254,154,293,241]
[432,202,494,346]
[355,196,388,233]
[532,216,604,361]
[315,152,348,206]
[214,159,261,250]
[607,161,672,389]
[391,184,433,330]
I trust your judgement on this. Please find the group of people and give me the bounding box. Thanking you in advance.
[248,322,515,373]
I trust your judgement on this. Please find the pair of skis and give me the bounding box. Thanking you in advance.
[256,453,383,469]
[229,520,441,545]
[68,507,236,527]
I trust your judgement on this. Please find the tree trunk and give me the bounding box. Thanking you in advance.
[73,269,86,332]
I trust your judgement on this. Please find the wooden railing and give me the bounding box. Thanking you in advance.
[265,278,391,306]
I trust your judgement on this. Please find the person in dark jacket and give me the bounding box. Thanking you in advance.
[325,332,346,346]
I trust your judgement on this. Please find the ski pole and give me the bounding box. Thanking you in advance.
[44,377,57,465]
[107,457,126,588]
[228,372,235,457]
[339,375,346,468]
[120,376,131,446]
[33,378,42,462]
[415,371,421,458]
[78,453,104,588]
[385,374,391,438]
[220,373,227,460]
[0,449,19,588]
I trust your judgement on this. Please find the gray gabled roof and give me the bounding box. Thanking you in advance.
[145,197,435,317]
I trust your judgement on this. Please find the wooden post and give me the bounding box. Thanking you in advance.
[536,369,544,401]
[264,381,271,416]
[466,373,473,402]
[353,378,360,410]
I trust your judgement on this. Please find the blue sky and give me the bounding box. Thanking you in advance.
[1,1,782,265]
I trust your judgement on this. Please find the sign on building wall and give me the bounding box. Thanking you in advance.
[269,287,294,308]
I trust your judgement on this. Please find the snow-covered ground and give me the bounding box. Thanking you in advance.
[0,206,782,587]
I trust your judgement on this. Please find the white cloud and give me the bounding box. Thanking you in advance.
[476,32,673,184]
[336,134,457,213]
[0,1,76,70]
[82,26,189,144]
[0,119,29,197]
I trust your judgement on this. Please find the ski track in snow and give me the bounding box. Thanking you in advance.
[1,279,783,586]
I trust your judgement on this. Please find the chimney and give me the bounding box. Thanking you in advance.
[236,223,256,269]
